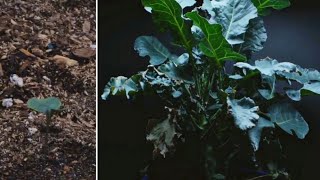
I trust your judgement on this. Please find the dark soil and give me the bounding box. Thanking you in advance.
[0,0,96,179]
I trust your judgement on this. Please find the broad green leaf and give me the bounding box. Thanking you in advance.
[279,67,320,101]
[303,82,320,95]
[185,11,246,62]
[172,89,182,98]
[258,74,275,100]
[234,57,297,77]
[101,76,139,100]
[235,58,320,100]
[248,117,275,151]
[251,0,290,16]
[229,74,244,80]
[278,67,320,84]
[145,0,196,12]
[240,17,267,53]
[142,0,193,50]
[227,97,259,130]
[200,0,216,24]
[212,0,258,45]
[286,82,320,101]
[171,53,189,66]
[268,103,309,139]
[176,0,196,9]
[134,36,171,65]
[27,97,61,114]
[158,62,194,83]
[146,114,181,157]
[286,89,301,101]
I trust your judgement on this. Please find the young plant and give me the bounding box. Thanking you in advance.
[102,0,319,179]
[27,97,62,150]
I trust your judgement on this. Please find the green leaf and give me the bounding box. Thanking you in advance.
[171,53,189,66]
[227,97,259,130]
[279,67,320,84]
[185,11,246,63]
[268,103,309,139]
[286,89,301,101]
[251,0,291,16]
[212,0,258,45]
[146,114,181,157]
[101,76,139,100]
[134,36,171,65]
[142,0,193,50]
[200,0,216,24]
[158,62,194,83]
[302,82,320,95]
[258,74,275,100]
[176,0,196,9]
[240,17,267,53]
[279,67,320,101]
[234,57,297,77]
[248,117,275,151]
[27,97,61,114]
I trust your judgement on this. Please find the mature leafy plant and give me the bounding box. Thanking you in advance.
[102,0,319,179]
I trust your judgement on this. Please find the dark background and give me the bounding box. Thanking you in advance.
[98,0,320,179]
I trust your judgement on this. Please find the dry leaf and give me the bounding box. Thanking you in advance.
[19,48,35,57]
[31,48,44,56]
[72,48,95,58]
[82,20,90,33]
[0,63,4,76]
[52,55,79,67]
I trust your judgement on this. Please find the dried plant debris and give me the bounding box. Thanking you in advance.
[0,0,95,179]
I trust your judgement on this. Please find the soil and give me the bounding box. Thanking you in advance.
[0,0,96,179]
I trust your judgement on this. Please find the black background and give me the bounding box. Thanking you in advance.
[98,0,320,179]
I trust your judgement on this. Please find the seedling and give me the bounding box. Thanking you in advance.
[27,97,61,151]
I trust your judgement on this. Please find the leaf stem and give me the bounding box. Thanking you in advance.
[246,174,272,180]
[200,109,222,141]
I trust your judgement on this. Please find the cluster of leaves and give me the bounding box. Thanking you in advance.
[102,0,319,179]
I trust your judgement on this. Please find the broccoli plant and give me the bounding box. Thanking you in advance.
[27,97,62,151]
[102,0,319,179]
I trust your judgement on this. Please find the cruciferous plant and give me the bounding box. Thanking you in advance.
[102,0,320,179]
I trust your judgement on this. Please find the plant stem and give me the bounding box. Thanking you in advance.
[45,114,51,154]
[200,109,222,141]
[246,174,272,180]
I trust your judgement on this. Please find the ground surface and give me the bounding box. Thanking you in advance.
[0,0,96,179]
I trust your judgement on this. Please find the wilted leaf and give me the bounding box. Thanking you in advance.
[146,114,181,157]
[268,103,309,139]
[158,62,194,83]
[185,11,246,63]
[27,97,61,114]
[212,0,258,45]
[101,76,139,100]
[248,117,274,151]
[227,97,259,130]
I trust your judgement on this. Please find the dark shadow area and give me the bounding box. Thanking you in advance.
[99,0,320,179]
